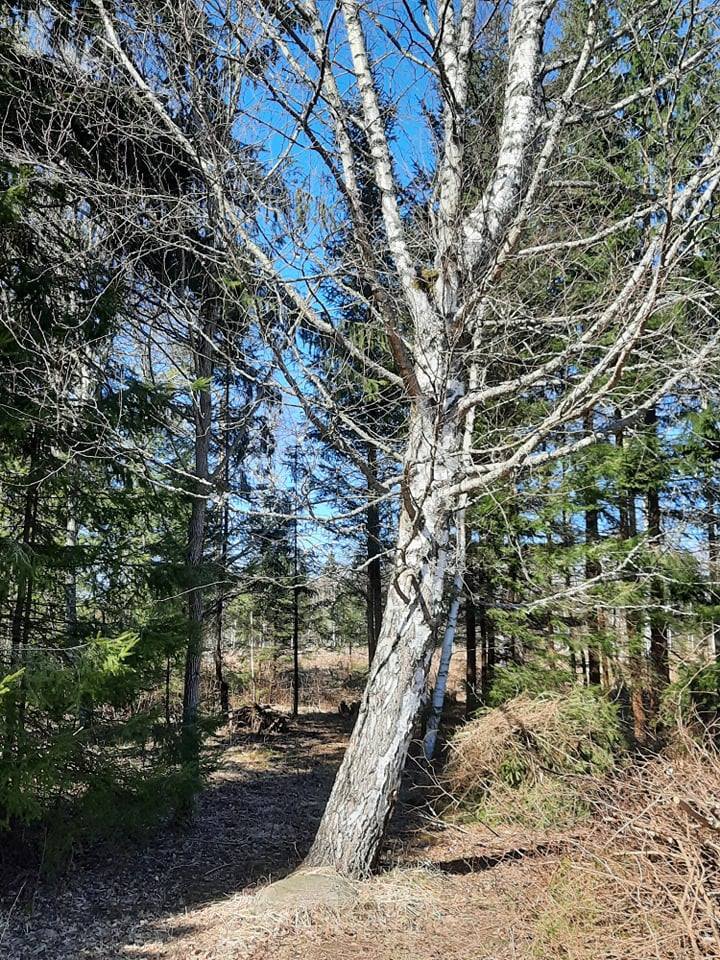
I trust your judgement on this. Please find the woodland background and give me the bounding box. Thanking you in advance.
[1,1,720,954]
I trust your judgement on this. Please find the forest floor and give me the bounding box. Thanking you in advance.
[0,710,579,960]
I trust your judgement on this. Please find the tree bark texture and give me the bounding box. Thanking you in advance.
[367,446,383,666]
[305,406,457,875]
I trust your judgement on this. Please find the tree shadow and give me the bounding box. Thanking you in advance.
[0,713,349,960]
[1,711,494,959]
[430,844,554,875]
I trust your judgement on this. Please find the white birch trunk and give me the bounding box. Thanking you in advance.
[303,0,547,878]
[422,570,463,762]
[304,405,459,875]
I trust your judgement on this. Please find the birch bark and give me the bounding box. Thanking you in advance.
[304,0,549,877]
[305,403,459,874]
[423,564,463,761]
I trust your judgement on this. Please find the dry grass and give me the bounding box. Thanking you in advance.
[121,865,476,960]
[150,712,720,960]
[6,672,719,960]
[213,647,369,714]
[214,644,467,716]
[443,688,622,829]
[471,730,720,960]
[442,691,720,958]
[126,776,720,960]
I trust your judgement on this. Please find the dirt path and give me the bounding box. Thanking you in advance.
[1,713,561,960]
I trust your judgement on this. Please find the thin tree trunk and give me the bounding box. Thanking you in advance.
[601,651,611,690]
[505,498,522,666]
[423,510,467,760]
[182,496,208,729]
[616,416,648,745]
[182,318,213,734]
[65,508,78,638]
[645,406,670,689]
[465,572,480,717]
[292,446,301,717]
[423,576,462,761]
[561,502,578,683]
[481,579,495,701]
[584,413,602,686]
[249,610,257,704]
[214,366,230,718]
[165,658,171,726]
[366,446,383,666]
[10,457,38,667]
[214,563,230,717]
[5,432,40,757]
[66,463,93,726]
[580,648,588,686]
[707,480,720,665]
[292,545,300,717]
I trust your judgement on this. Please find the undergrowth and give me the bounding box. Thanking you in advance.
[446,686,720,958]
[0,637,216,877]
[445,687,625,829]
[526,732,720,958]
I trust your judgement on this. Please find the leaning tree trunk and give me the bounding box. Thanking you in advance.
[304,406,456,876]
[302,0,547,881]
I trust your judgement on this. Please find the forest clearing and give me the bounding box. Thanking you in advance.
[4,650,719,960]
[2,0,720,956]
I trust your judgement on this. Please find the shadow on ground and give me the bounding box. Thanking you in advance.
[0,713,351,960]
[0,709,479,960]
[430,844,554,875]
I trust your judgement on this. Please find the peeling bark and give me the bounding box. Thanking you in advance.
[305,406,458,875]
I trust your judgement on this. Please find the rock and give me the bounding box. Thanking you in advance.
[254,868,358,910]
